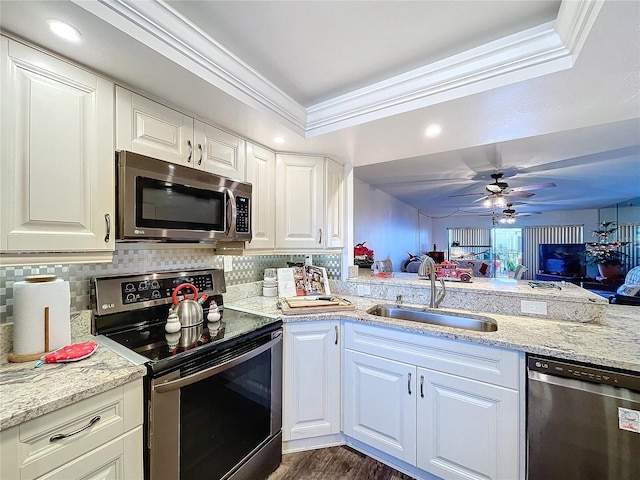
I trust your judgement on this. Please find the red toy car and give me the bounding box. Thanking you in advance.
[427,261,473,282]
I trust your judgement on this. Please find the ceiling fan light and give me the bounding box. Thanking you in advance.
[495,196,506,207]
[483,198,492,208]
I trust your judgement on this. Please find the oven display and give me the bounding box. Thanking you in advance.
[120,274,214,304]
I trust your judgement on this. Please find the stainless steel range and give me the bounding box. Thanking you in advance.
[91,269,282,480]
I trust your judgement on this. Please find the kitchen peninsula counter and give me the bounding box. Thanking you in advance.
[338,272,608,323]
[226,294,639,373]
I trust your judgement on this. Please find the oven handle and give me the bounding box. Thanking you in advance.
[153,335,281,393]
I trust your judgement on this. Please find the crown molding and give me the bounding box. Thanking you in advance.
[71,0,308,136]
[73,0,602,139]
[306,0,604,137]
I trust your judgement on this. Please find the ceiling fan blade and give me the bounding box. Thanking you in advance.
[504,191,535,198]
[472,195,490,203]
[508,182,556,192]
[447,192,486,198]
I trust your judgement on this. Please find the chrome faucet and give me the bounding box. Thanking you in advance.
[417,256,446,308]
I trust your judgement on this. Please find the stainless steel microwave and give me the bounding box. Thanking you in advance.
[115,151,252,243]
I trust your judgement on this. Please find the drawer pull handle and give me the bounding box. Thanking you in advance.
[408,372,412,395]
[50,415,101,442]
[198,143,203,165]
[187,140,193,162]
[420,375,425,398]
[334,325,339,345]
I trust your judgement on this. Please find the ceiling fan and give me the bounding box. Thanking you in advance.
[449,172,556,205]
[480,203,540,224]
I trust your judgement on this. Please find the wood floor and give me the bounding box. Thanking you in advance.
[267,446,415,480]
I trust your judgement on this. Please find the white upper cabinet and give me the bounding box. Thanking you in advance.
[325,158,345,248]
[116,86,246,179]
[1,37,114,257]
[274,154,344,251]
[245,143,276,250]
[275,154,325,250]
[194,122,246,179]
[115,86,194,166]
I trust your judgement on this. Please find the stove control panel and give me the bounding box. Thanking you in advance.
[120,274,214,305]
[92,269,226,315]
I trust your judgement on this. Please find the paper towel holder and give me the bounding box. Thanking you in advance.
[8,306,52,363]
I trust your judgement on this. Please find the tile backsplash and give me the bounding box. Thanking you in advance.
[0,245,341,323]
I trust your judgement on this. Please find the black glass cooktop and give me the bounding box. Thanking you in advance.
[104,308,281,373]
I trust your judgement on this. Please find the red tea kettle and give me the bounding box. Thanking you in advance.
[172,283,208,327]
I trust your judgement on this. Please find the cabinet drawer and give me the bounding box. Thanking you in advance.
[344,322,520,388]
[4,380,142,478]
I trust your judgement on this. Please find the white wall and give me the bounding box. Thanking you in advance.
[354,177,430,271]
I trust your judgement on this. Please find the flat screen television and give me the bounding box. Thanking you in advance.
[538,243,586,277]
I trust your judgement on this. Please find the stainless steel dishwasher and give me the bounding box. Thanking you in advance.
[527,355,640,480]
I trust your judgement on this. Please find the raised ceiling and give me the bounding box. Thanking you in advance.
[0,0,638,217]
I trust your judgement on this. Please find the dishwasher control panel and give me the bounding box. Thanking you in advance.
[528,356,640,391]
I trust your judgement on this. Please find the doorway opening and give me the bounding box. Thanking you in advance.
[491,228,522,278]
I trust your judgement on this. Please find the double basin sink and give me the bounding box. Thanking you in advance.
[367,304,498,332]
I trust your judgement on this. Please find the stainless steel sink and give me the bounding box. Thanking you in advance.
[367,304,498,332]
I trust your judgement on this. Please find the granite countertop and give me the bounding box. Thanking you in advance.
[226,295,640,373]
[351,272,607,303]
[0,337,146,431]
[1,289,637,432]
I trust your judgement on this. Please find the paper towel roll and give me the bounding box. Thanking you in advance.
[13,278,71,355]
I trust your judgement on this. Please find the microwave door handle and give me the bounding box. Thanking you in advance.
[227,188,237,238]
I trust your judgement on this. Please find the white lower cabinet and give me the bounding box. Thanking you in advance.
[0,380,143,480]
[283,321,341,444]
[343,322,521,480]
[416,369,519,480]
[343,350,416,464]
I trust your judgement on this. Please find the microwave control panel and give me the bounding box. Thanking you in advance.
[236,197,250,233]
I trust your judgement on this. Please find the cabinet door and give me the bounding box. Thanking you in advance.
[115,86,194,166]
[194,121,246,179]
[343,350,416,464]
[1,38,114,253]
[245,143,276,250]
[325,158,344,248]
[34,427,142,480]
[283,321,341,440]
[416,368,519,480]
[275,154,324,250]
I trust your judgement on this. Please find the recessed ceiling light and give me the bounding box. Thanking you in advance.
[424,124,442,138]
[273,136,285,145]
[47,20,82,43]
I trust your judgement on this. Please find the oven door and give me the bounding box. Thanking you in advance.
[149,330,282,480]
